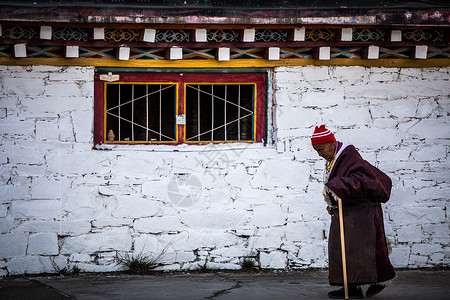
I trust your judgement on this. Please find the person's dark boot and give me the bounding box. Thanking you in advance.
[328,286,364,299]
[366,283,386,297]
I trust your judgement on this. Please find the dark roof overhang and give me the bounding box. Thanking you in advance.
[0,0,449,26]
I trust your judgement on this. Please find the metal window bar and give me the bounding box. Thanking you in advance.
[118,85,121,141]
[211,85,214,141]
[107,84,177,142]
[159,84,162,141]
[186,84,254,142]
[146,84,149,142]
[197,85,200,141]
[187,85,253,114]
[107,111,175,141]
[238,85,241,141]
[186,112,253,141]
[224,85,227,140]
[131,84,134,141]
[106,84,175,112]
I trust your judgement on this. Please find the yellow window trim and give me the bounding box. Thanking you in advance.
[1,57,449,68]
[183,82,258,143]
[103,81,179,144]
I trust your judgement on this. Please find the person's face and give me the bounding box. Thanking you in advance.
[313,142,336,161]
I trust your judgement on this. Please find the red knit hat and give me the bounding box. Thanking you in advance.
[311,125,336,145]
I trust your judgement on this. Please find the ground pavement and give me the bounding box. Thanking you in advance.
[0,270,449,299]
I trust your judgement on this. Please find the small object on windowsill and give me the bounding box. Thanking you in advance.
[107,129,115,141]
[124,138,130,141]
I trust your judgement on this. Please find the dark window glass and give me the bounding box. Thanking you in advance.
[105,83,176,142]
[185,84,254,142]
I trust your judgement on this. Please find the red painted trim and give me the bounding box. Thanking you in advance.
[94,73,105,146]
[255,74,267,142]
[94,71,267,146]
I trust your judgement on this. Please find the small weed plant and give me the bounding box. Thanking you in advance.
[118,243,170,275]
[117,252,160,275]
[239,253,258,272]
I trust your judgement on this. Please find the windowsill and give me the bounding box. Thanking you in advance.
[93,142,270,152]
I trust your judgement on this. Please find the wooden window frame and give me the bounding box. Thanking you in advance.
[94,71,267,146]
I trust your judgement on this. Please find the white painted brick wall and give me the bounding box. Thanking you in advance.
[11,200,61,219]
[0,234,28,258]
[0,65,448,275]
[28,233,59,255]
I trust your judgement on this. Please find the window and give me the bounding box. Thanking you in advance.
[185,84,255,142]
[94,71,267,146]
[105,83,177,142]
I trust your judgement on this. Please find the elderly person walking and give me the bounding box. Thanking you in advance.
[312,125,396,299]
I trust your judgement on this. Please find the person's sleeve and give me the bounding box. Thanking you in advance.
[325,161,392,205]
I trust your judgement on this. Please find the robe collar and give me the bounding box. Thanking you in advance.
[324,142,348,184]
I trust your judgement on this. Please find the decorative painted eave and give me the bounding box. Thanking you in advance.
[0,2,449,67]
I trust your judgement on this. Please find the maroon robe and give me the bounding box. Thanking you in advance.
[325,145,396,286]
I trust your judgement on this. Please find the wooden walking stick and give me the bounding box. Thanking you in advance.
[324,189,349,299]
[337,196,349,300]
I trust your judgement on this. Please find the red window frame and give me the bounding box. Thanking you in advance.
[94,71,267,146]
